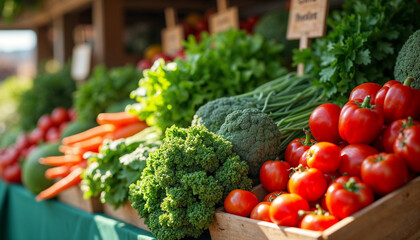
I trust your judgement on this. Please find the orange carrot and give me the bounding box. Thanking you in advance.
[59,145,84,156]
[62,124,114,146]
[97,112,141,126]
[36,167,83,201]
[73,136,103,153]
[104,122,148,140]
[45,165,72,179]
[39,155,82,166]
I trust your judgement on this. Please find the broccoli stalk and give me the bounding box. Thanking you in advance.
[129,125,252,240]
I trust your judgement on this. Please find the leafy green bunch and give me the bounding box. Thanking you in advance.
[18,66,76,131]
[81,127,161,208]
[293,0,420,103]
[74,65,141,123]
[129,125,252,240]
[127,29,287,132]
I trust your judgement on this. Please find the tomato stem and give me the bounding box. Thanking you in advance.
[404,117,414,128]
[344,177,360,192]
[403,77,414,87]
[303,129,313,145]
[374,153,384,163]
[361,96,371,108]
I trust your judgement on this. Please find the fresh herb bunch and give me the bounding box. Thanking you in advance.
[18,66,76,131]
[127,29,287,132]
[74,65,141,123]
[129,125,252,240]
[81,127,161,208]
[293,0,420,103]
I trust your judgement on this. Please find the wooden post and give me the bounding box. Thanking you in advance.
[52,13,77,64]
[297,33,310,76]
[164,8,176,28]
[92,0,124,67]
[35,25,53,67]
[217,0,228,12]
[287,0,330,76]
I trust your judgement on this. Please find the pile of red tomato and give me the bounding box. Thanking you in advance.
[0,107,76,183]
[224,77,420,231]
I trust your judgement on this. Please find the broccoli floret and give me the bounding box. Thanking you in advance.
[395,29,420,89]
[129,125,252,240]
[217,108,281,178]
[191,97,253,133]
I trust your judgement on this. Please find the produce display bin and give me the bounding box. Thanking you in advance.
[209,176,420,240]
[57,184,102,213]
[103,201,150,232]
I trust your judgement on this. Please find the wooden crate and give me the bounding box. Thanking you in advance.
[103,201,150,232]
[209,176,420,240]
[57,185,102,213]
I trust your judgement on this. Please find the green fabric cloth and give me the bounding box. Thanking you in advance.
[0,180,210,240]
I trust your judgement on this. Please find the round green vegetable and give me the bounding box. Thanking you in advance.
[22,143,61,195]
[394,29,420,89]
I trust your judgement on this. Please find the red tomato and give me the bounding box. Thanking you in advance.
[394,125,420,172]
[375,78,420,124]
[269,193,309,227]
[137,59,153,71]
[240,21,253,34]
[337,141,349,150]
[260,161,291,192]
[21,144,37,159]
[349,82,382,105]
[309,103,342,143]
[3,162,21,183]
[45,126,61,143]
[68,108,77,121]
[326,176,374,220]
[383,118,420,153]
[299,149,309,167]
[371,125,387,152]
[361,153,408,195]
[194,19,209,33]
[51,107,69,125]
[339,96,384,144]
[288,167,327,202]
[224,189,259,217]
[15,133,31,152]
[59,121,69,134]
[299,211,339,231]
[339,144,378,178]
[307,142,341,173]
[37,114,53,131]
[29,128,46,145]
[247,16,259,28]
[250,202,272,222]
[263,191,285,202]
[323,171,340,186]
[0,147,19,169]
[285,130,316,167]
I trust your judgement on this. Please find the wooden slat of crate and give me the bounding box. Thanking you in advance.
[103,201,150,232]
[209,176,420,240]
[57,185,102,213]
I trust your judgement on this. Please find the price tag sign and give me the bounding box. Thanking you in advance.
[161,8,184,57]
[162,26,184,57]
[287,0,329,40]
[71,44,91,81]
[209,7,239,34]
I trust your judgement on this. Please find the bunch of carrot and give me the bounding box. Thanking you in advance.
[36,112,148,201]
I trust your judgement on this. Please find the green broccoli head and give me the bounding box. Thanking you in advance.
[394,29,420,89]
[191,97,253,133]
[217,108,281,178]
[128,125,252,240]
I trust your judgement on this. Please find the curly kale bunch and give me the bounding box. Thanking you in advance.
[82,127,161,208]
[191,97,253,133]
[217,108,281,178]
[129,125,252,240]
